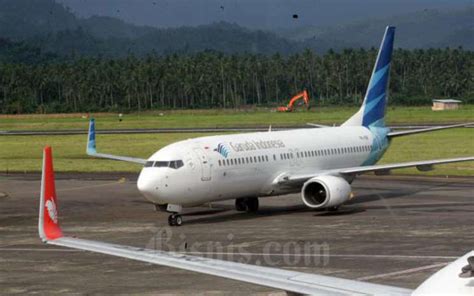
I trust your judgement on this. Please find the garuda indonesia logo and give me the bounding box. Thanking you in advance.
[214,143,230,158]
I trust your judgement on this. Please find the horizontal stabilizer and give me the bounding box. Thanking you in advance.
[388,122,473,138]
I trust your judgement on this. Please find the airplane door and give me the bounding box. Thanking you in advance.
[193,148,211,181]
[294,148,301,166]
[289,149,296,167]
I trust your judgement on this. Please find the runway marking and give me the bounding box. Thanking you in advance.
[356,263,448,281]
[56,180,126,192]
[365,201,474,207]
[12,180,125,195]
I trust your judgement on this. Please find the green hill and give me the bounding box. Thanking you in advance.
[288,8,474,51]
[0,0,472,59]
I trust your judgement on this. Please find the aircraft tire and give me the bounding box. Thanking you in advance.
[246,197,259,213]
[235,198,247,211]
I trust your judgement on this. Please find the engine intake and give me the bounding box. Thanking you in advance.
[301,175,351,209]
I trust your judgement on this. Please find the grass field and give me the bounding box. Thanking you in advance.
[1,105,473,131]
[1,106,472,175]
[0,128,473,175]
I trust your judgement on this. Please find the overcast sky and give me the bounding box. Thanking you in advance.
[58,0,473,29]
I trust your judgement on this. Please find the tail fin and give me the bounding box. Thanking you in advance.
[342,26,395,128]
[86,119,97,155]
[38,146,63,242]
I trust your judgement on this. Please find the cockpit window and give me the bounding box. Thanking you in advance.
[170,160,184,169]
[144,161,154,167]
[154,161,169,167]
[152,160,184,169]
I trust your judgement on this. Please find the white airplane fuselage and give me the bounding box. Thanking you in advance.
[137,126,389,207]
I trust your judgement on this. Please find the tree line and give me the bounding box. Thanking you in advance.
[0,47,472,114]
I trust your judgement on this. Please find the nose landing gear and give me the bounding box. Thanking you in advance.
[168,214,183,226]
[166,204,183,226]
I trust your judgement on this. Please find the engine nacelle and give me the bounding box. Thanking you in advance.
[301,175,351,209]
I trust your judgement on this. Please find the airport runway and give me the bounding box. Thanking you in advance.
[0,174,473,294]
[2,124,472,136]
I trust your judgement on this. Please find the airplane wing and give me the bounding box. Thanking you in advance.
[86,119,147,165]
[387,122,473,138]
[39,146,412,296]
[306,123,333,128]
[276,156,474,186]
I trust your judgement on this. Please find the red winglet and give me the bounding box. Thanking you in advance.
[38,146,63,241]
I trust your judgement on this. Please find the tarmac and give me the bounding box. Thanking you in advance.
[0,174,473,295]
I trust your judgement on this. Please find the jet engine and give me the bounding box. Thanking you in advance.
[301,175,351,209]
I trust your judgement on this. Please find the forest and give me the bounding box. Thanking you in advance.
[0,47,472,114]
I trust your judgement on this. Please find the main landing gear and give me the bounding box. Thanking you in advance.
[168,214,183,226]
[235,197,259,213]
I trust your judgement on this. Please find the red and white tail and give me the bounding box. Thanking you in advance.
[38,146,63,242]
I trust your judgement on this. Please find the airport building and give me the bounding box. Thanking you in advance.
[432,99,462,111]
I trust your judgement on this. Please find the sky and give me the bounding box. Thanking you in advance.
[58,0,473,29]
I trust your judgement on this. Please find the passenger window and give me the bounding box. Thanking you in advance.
[265,155,269,161]
[144,161,154,167]
[273,154,276,161]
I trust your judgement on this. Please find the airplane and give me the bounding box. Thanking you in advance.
[38,146,474,295]
[86,26,474,226]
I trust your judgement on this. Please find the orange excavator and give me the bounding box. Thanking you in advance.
[277,90,310,112]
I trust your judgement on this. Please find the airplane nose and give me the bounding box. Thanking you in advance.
[137,169,157,201]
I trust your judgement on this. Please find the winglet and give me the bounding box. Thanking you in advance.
[39,146,63,242]
[86,119,97,155]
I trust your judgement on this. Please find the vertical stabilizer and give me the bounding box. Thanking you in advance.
[342,26,395,127]
[38,146,63,242]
